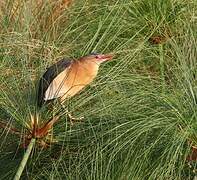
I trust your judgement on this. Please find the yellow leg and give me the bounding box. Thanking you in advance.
[67,113,84,125]
[61,104,84,125]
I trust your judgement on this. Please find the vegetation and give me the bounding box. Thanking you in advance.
[0,0,196,179]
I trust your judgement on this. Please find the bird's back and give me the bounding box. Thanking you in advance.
[37,58,72,107]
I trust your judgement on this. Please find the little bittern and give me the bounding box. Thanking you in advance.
[37,53,113,108]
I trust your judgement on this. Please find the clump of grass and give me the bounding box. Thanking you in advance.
[0,0,196,179]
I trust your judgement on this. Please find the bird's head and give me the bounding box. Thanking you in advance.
[80,52,114,64]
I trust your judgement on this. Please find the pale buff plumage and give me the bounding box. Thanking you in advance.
[44,59,100,102]
[38,53,113,107]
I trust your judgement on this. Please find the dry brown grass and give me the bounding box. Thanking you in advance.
[31,0,73,21]
[0,0,73,35]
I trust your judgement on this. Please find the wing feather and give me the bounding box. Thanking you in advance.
[37,58,72,107]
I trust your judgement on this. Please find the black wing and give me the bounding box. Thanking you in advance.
[37,58,72,107]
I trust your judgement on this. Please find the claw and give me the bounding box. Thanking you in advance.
[67,113,84,125]
[61,104,84,125]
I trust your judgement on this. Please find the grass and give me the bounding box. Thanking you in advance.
[0,0,196,179]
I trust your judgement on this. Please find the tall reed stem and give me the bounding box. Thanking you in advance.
[14,138,36,180]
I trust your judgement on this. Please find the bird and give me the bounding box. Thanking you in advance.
[37,52,113,121]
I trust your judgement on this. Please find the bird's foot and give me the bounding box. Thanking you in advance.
[60,104,84,125]
[67,113,84,126]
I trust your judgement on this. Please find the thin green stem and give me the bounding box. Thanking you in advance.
[14,138,36,180]
[159,44,165,93]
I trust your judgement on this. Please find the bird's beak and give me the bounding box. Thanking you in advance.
[97,53,114,62]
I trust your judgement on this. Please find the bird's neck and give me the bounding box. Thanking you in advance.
[76,59,100,76]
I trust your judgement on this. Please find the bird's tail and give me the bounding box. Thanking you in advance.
[37,78,45,108]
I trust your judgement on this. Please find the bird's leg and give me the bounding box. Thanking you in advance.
[61,103,84,125]
[67,112,84,125]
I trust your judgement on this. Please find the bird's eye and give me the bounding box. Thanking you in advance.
[95,55,99,59]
